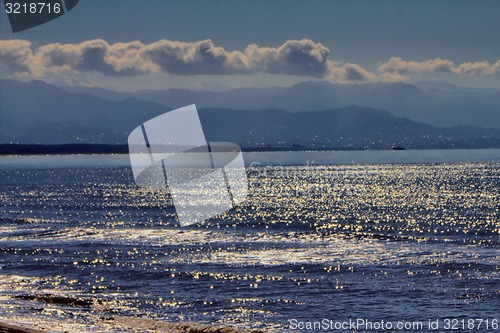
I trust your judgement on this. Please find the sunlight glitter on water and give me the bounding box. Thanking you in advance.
[0,162,498,332]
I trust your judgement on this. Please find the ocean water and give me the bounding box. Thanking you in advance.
[0,151,499,332]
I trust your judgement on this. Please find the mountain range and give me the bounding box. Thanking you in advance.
[1,79,499,149]
[61,80,500,129]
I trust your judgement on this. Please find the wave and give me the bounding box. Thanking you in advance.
[13,294,95,307]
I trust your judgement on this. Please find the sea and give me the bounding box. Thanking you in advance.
[0,149,499,332]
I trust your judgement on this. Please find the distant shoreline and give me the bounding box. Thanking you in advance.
[1,143,500,156]
[0,144,130,156]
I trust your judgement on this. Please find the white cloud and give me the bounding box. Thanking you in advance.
[328,62,377,83]
[0,38,340,79]
[0,39,33,74]
[378,57,500,78]
[3,39,496,85]
[142,39,249,75]
[455,60,500,77]
[34,39,153,76]
[378,57,454,74]
[245,39,330,77]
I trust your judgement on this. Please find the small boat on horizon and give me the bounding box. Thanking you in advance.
[392,146,406,150]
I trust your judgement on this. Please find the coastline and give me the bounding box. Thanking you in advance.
[2,143,500,156]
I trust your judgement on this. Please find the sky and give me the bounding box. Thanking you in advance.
[1,0,499,91]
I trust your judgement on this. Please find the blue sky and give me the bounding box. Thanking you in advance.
[1,0,499,90]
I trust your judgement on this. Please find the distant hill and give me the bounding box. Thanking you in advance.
[0,79,168,144]
[61,84,134,101]
[1,79,500,149]
[134,81,500,129]
[199,106,500,149]
[55,80,500,129]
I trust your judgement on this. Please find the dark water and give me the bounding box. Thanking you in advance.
[0,160,498,332]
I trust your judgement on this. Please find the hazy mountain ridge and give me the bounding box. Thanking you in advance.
[199,106,500,149]
[0,79,167,144]
[57,80,500,129]
[1,79,499,149]
[157,81,500,129]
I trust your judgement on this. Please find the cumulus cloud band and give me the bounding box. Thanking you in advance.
[0,38,334,77]
[378,56,500,78]
[1,38,498,83]
[0,38,377,83]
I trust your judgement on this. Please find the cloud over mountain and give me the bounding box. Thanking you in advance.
[142,39,249,75]
[328,63,376,82]
[0,39,33,73]
[379,57,500,78]
[2,39,498,84]
[244,39,330,77]
[0,38,342,79]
